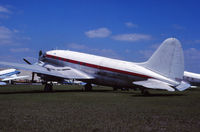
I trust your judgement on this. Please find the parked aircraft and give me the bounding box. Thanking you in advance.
[0,69,29,85]
[0,38,190,94]
[183,71,200,88]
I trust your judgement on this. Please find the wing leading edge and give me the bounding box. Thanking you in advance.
[0,61,94,80]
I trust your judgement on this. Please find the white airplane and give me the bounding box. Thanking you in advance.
[0,38,191,94]
[0,69,29,85]
[183,71,200,88]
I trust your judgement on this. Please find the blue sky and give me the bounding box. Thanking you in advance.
[0,0,200,72]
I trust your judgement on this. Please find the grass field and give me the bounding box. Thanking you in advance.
[0,85,200,132]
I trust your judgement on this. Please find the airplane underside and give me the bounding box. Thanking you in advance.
[37,65,147,93]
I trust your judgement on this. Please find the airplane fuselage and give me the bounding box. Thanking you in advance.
[43,50,178,88]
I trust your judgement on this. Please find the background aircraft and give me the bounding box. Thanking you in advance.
[0,38,190,94]
[0,69,29,85]
[183,71,200,88]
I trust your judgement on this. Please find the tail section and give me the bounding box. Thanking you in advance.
[141,38,184,81]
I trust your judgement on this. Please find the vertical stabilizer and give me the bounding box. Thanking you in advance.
[141,38,184,81]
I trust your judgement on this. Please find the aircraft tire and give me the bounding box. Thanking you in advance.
[113,87,118,91]
[141,88,150,95]
[44,84,53,92]
[85,83,92,91]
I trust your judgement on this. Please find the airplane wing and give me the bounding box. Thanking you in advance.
[2,75,29,81]
[133,79,190,91]
[0,61,94,80]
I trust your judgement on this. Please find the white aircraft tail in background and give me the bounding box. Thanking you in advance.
[183,71,200,88]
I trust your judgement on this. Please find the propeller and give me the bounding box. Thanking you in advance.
[23,50,45,83]
[38,50,46,62]
[23,58,35,83]
[23,58,32,65]
[39,50,43,57]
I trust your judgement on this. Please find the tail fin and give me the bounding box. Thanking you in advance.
[141,38,184,81]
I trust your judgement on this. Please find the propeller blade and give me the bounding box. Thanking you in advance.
[39,50,43,57]
[38,50,46,62]
[23,58,32,65]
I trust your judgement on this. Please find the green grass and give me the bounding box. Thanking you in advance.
[0,85,200,132]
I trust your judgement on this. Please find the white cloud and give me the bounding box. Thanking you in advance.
[125,22,138,28]
[67,43,88,50]
[90,48,121,59]
[0,26,31,45]
[0,6,11,19]
[112,33,151,42]
[184,48,200,72]
[139,49,154,59]
[66,43,121,59]
[172,24,185,30]
[0,14,9,19]
[184,48,200,60]
[0,26,13,45]
[138,43,162,61]
[10,48,30,53]
[0,6,10,13]
[0,55,18,63]
[194,40,200,44]
[0,26,12,39]
[85,28,111,38]
[125,49,131,53]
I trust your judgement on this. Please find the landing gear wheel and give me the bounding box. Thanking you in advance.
[44,83,53,92]
[113,87,118,91]
[141,88,150,95]
[85,83,92,91]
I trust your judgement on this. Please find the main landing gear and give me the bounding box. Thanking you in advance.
[113,87,118,91]
[84,83,92,91]
[44,83,53,92]
[140,88,150,95]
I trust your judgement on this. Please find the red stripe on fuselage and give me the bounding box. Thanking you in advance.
[46,54,152,79]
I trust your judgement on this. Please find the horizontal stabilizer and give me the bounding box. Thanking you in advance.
[133,79,175,91]
[176,81,190,91]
